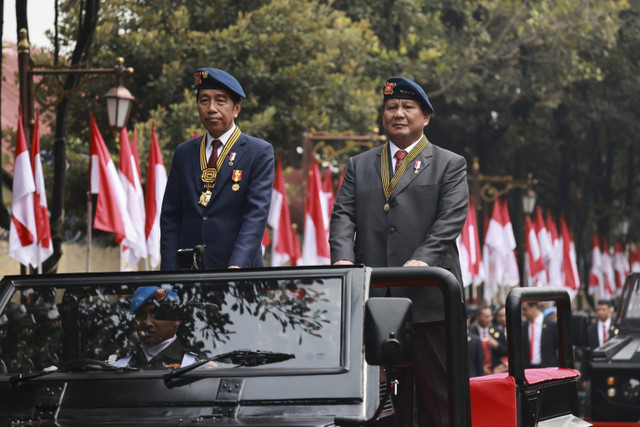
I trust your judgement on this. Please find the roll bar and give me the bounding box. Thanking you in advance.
[505,286,574,384]
[370,267,470,427]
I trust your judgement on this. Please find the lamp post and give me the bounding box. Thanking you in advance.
[104,58,135,133]
[522,185,537,217]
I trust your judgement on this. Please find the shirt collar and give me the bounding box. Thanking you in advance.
[140,334,177,361]
[389,135,423,160]
[206,123,236,148]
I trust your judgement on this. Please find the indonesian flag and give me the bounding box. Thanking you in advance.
[131,128,143,183]
[589,234,604,298]
[89,113,138,250]
[118,127,147,270]
[545,212,563,287]
[631,244,640,273]
[30,112,53,265]
[267,159,301,266]
[261,228,271,255]
[456,195,484,288]
[601,241,616,298]
[301,158,330,265]
[613,242,630,296]
[500,199,520,287]
[9,108,38,267]
[525,215,545,287]
[560,216,579,299]
[322,167,335,233]
[534,207,552,276]
[144,122,167,269]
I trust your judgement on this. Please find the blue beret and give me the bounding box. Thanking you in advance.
[193,68,246,99]
[130,286,179,314]
[383,76,434,114]
[543,307,557,317]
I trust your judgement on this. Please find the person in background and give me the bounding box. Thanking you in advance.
[470,306,507,374]
[521,302,558,368]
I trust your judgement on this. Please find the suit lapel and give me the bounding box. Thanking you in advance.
[190,136,206,206]
[390,142,433,199]
[208,133,247,206]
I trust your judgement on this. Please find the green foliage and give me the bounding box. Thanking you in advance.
[33,0,640,266]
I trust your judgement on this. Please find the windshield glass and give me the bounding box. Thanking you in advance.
[0,276,343,374]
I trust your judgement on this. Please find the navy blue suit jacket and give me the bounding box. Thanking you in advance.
[160,132,274,270]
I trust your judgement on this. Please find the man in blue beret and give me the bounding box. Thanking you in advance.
[114,286,196,369]
[330,76,469,425]
[160,68,274,270]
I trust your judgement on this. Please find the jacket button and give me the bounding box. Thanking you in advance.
[203,215,208,221]
[389,226,396,233]
[203,243,208,248]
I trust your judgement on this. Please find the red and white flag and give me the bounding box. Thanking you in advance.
[630,244,640,273]
[118,127,147,270]
[301,158,330,265]
[89,113,138,250]
[613,242,630,296]
[501,199,520,287]
[534,207,552,273]
[525,215,545,287]
[601,241,616,298]
[267,159,301,266]
[261,228,271,255]
[545,212,563,287]
[456,195,483,288]
[560,216,579,299]
[322,167,335,233]
[588,234,604,298]
[30,112,53,267]
[9,108,38,267]
[144,122,167,269]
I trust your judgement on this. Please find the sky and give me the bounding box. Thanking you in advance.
[3,1,55,48]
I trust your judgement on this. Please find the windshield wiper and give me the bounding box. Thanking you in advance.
[164,350,295,384]
[10,358,138,386]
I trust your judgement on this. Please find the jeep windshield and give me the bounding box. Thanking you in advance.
[0,270,343,376]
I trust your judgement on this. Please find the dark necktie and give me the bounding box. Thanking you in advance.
[602,324,608,344]
[394,150,407,174]
[208,139,222,168]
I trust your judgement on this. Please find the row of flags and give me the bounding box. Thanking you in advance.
[89,114,167,270]
[457,198,582,302]
[8,108,167,271]
[589,234,640,301]
[8,109,52,271]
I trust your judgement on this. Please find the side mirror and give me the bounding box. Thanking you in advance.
[364,297,413,367]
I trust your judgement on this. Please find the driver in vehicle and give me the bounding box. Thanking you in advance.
[113,286,197,370]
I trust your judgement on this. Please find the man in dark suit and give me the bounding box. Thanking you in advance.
[521,302,558,368]
[161,68,274,270]
[469,306,507,374]
[582,300,617,385]
[330,76,469,426]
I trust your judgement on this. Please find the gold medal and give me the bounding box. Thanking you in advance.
[232,183,240,191]
[383,203,390,212]
[199,190,212,206]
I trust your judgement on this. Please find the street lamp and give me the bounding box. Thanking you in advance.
[522,186,537,216]
[104,58,135,132]
[619,215,630,241]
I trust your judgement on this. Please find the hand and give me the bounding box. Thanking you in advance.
[228,265,240,269]
[333,260,354,265]
[403,259,429,267]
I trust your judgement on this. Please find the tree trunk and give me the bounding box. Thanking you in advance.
[46,0,99,273]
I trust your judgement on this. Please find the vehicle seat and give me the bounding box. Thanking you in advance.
[470,368,580,427]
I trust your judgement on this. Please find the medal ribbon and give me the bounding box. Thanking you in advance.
[380,135,429,201]
[199,127,241,187]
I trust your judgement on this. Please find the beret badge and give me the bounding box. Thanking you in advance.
[383,82,396,95]
[155,288,168,302]
[194,70,209,86]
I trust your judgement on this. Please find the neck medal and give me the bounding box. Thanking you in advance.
[198,127,241,206]
[380,136,429,211]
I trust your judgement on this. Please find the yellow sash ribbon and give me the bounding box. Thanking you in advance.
[380,135,429,209]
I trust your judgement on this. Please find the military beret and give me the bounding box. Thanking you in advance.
[193,67,246,99]
[543,306,557,318]
[383,76,434,114]
[130,286,179,314]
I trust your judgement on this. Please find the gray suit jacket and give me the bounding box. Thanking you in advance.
[329,140,468,323]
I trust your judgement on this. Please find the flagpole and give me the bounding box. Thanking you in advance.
[87,189,92,272]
